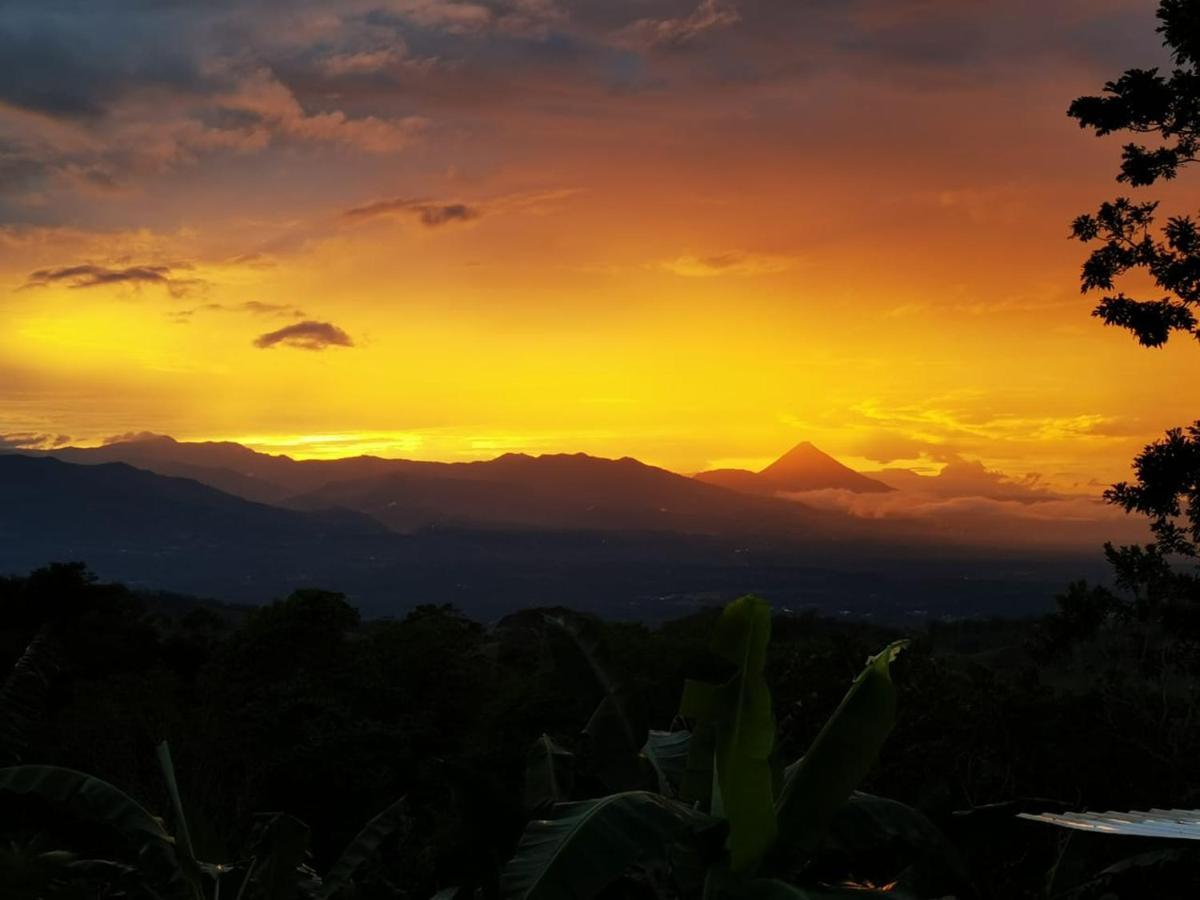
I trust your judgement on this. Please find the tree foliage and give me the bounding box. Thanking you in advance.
[1069,0,1200,601]
[1068,0,1200,346]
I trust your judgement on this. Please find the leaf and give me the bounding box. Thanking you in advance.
[320,796,409,899]
[156,742,204,900]
[640,730,691,797]
[818,793,972,896]
[0,765,188,896]
[524,734,575,812]
[319,807,404,900]
[737,879,918,898]
[0,628,60,766]
[681,596,777,873]
[775,641,908,854]
[679,681,718,809]
[243,812,311,900]
[543,614,620,695]
[499,790,719,900]
[824,792,956,858]
[545,614,647,791]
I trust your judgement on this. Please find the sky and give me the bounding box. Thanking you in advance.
[1,0,1197,489]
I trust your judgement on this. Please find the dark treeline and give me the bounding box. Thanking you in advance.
[4,561,1200,898]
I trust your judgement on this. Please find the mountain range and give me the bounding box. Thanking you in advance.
[0,435,1116,620]
[41,435,893,535]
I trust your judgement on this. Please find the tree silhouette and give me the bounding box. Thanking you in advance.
[1070,0,1200,595]
[1069,0,1200,346]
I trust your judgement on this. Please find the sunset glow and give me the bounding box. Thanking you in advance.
[3,0,1196,489]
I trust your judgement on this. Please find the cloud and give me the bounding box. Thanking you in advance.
[168,300,306,324]
[619,0,741,49]
[791,487,1149,546]
[0,431,71,451]
[342,188,577,229]
[848,399,1124,445]
[21,263,202,296]
[342,197,483,226]
[659,251,796,278]
[253,320,355,350]
[386,0,565,38]
[102,431,170,445]
[870,456,1062,503]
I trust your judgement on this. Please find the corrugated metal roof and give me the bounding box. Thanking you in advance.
[1018,809,1200,839]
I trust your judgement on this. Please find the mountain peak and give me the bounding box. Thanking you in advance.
[759,441,842,477]
[757,442,894,493]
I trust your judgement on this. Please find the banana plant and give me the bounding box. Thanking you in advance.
[494,596,950,900]
[0,743,411,900]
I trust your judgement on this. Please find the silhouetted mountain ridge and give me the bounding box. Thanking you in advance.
[37,437,850,536]
[695,442,893,495]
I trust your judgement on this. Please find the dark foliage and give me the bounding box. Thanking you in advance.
[1068,0,1200,346]
[4,562,1200,897]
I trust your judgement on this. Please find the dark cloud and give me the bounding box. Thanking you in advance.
[343,197,482,226]
[22,263,202,296]
[240,300,305,316]
[0,16,212,119]
[253,320,354,350]
[0,0,1171,224]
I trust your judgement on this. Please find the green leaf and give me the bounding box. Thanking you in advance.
[0,765,188,896]
[640,730,691,797]
[682,596,777,873]
[320,796,409,899]
[499,790,719,900]
[524,734,575,812]
[156,742,204,900]
[775,641,908,854]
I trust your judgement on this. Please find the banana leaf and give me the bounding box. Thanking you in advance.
[679,596,777,872]
[775,642,908,854]
[641,729,691,797]
[0,765,188,896]
[320,796,409,899]
[524,734,575,812]
[500,790,719,900]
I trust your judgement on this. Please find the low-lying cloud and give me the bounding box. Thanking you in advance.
[253,320,354,350]
[745,450,1155,550]
[0,432,71,452]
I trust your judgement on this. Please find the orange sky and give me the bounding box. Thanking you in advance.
[1,0,1196,489]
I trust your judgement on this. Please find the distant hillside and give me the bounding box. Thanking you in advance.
[45,435,406,503]
[41,437,840,537]
[0,452,1108,622]
[0,455,387,545]
[695,442,894,495]
[285,451,833,535]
